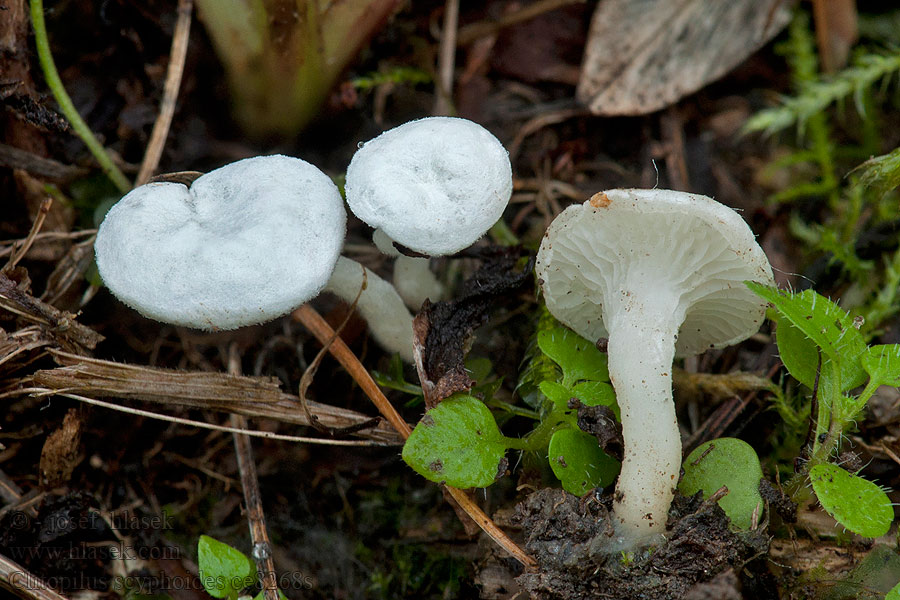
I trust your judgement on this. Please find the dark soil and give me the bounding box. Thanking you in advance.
[514,489,773,599]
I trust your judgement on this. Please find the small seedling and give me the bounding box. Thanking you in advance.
[679,438,764,530]
[197,535,286,600]
[402,324,620,494]
[748,282,896,538]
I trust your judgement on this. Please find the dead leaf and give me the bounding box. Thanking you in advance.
[39,409,82,487]
[413,246,534,408]
[812,0,858,72]
[577,0,792,115]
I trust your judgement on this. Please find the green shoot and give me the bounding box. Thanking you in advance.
[194,0,400,138]
[30,0,131,193]
[748,282,898,538]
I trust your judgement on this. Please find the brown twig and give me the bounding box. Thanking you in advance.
[0,553,71,600]
[227,345,278,600]
[3,197,52,272]
[292,304,412,437]
[136,0,193,185]
[291,304,537,569]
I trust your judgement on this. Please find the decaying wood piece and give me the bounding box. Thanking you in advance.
[0,272,103,352]
[577,0,792,115]
[27,350,402,445]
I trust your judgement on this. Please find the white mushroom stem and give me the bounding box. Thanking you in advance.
[324,256,415,362]
[373,228,445,309]
[605,289,685,548]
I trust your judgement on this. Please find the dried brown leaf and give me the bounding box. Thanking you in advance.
[577,0,792,115]
[413,246,533,408]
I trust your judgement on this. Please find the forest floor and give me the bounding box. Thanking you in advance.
[2,1,900,599]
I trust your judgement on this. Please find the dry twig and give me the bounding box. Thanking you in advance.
[227,345,278,600]
[433,0,459,116]
[136,0,193,185]
[0,554,71,600]
[291,304,537,569]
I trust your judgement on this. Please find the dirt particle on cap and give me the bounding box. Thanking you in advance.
[589,192,611,208]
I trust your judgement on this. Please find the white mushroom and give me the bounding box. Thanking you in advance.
[345,116,513,308]
[535,189,774,550]
[95,155,415,361]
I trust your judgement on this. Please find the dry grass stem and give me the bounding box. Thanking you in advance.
[136,0,193,185]
[227,345,279,600]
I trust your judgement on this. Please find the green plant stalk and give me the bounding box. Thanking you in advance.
[195,0,400,138]
[503,411,568,452]
[30,0,132,193]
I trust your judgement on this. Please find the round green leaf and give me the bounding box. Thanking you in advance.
[537,326,609,387]
[197,535,256,599]
[887,581,900,600]
[539,380,617,415]
[809,463,893,538]
[548,428,620,496]
[402,395,507,488]
[679,438,764,530]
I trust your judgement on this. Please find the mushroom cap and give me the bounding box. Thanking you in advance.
[344,117,513,256]
[535,189,774,356]
[95,155,346,330]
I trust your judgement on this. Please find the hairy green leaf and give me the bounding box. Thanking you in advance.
[862,344,900,388]
[809,463,893,538]
[748,283,867,389]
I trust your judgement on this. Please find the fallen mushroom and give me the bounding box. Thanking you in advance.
[95,155,415,360]
[535,189,774,550]
[345,116,513,308]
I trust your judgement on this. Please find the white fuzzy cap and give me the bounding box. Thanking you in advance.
[536,189,774,356]
[95,155,346,330]
[345,117,513,256]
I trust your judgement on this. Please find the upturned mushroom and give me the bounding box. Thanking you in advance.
[345,116,513,308]
[95,155,415,361]
[535,188,774,550]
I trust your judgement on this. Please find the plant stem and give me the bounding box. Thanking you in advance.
[503,414,566,452]
[29,0,131,193]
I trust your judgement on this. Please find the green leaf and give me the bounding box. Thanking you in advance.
[862,344,900,388]
[197,535,256,599]
[887,581,900,600]
[548,428,620,496]
[402,396,507,488]
[253,589,289,600]
[678,438,764,530]
[539,380,617,413]
[748,283,867,389]
[571,381,617,412]
[537,326,609,388]
[809,463,893,538]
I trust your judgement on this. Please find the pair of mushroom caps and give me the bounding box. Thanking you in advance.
[535,188,774,550]
[97,117,774,550]
[94,117,514,362]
